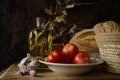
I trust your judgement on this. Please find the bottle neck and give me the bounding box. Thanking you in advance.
[36,19,40,28]
[36,17,45,29]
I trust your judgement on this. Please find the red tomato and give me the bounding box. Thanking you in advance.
[47,50,63,63]
[73,53,91,64]
[47,54,56,62]
[62,43,79,59]
[63,57,73,64]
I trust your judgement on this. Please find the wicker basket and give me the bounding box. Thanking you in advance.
[95,33,120,73]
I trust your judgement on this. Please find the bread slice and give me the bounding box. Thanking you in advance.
[69,29,99,53]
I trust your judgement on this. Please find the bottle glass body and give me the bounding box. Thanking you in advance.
[28,18,52,60]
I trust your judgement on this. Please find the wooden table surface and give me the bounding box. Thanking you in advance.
[0,63,120,80]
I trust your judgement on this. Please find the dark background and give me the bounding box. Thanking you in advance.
[0,0,120,71]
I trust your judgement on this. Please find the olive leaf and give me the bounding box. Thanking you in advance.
[59,27,67,37]
[69,24,77,34]
[45,8,53,15]
[62,10,67,15]
[56,0,66,5]
[55,15,65,23]
[66,3,75,8]
[66,0,75,8]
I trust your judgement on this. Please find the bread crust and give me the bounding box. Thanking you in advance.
[93,21,120,34]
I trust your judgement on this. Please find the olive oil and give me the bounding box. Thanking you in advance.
[28,17,52,60]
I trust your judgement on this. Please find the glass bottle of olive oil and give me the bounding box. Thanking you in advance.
[28,17,52,60]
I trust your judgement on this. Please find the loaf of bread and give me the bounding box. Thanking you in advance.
[93,21,120,34]
[69,29,99,53]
